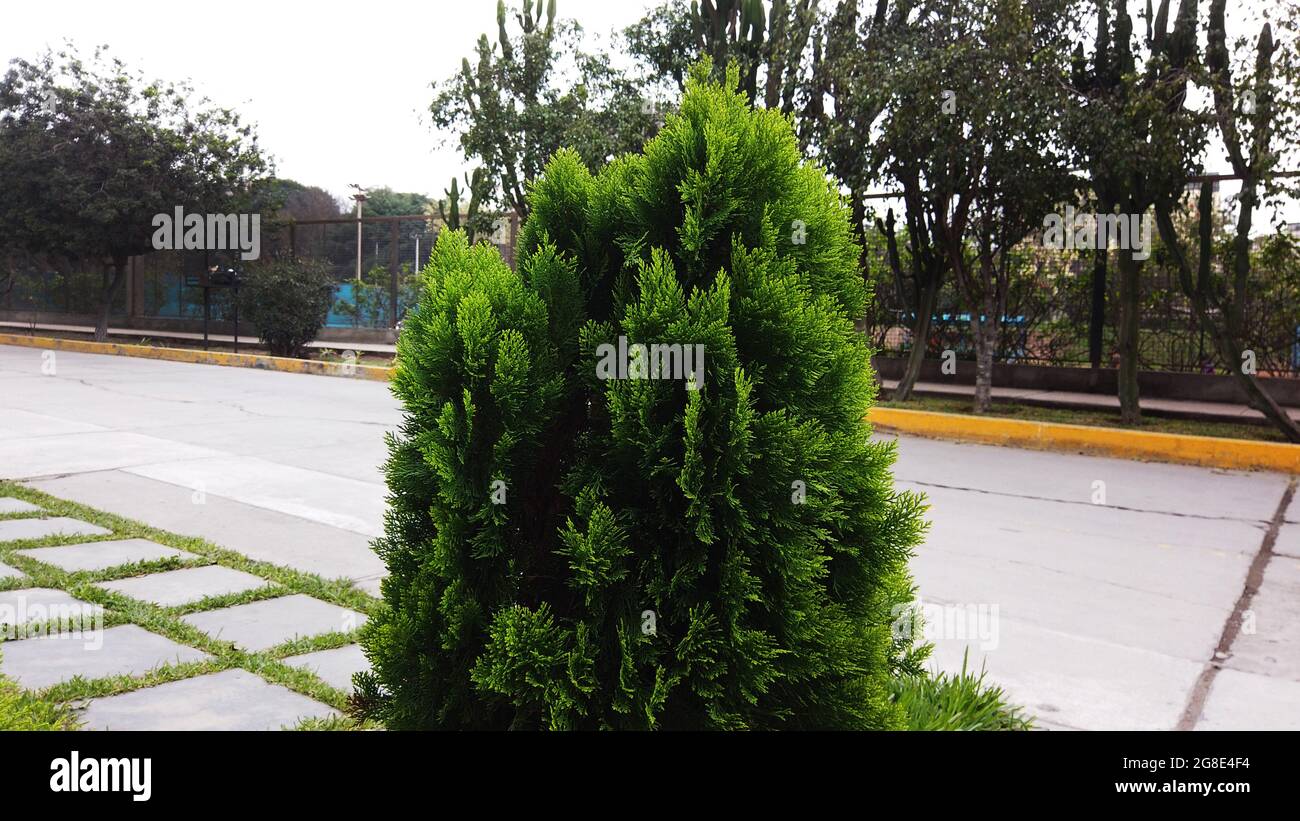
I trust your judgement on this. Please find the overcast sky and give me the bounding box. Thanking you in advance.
[0,0,656,205]
[2,0,1295,226]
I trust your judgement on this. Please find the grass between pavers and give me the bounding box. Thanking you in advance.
[880,395,1291,443]
[0,657,80,730]
[0,480,380,730]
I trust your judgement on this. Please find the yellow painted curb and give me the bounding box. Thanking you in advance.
[868,406,1300,474]
[0,333,394,382]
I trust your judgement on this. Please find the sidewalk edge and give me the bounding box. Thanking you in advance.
[0,333,392,382]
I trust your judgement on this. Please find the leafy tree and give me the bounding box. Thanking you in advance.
[1152,0,1300,442]
[1068,0,1203,424]
[873,0,1078,413]
[430,0,658,222]
[359,187,432,217]
[264,179,343,221]
[0,46,270,340]
[358,64,927,730]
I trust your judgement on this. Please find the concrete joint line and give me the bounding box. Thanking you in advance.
[1175,477,1297,730]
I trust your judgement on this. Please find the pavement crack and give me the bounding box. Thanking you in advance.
[1175,477,1297,730]
[899,478,1276,525]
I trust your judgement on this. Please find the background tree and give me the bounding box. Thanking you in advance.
[0,46,270,341]
[430,0,658,223]
[873,0,1078,413]
[1067,0,1203,424]
[626,0,820,114]
[265,179,344,222]
[1152,0,1300,442]
[358,186,432,217]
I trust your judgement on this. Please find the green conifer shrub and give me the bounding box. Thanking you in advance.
[357,63,928,730]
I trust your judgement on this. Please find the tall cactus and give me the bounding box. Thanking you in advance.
[439,169,486,243]
[688,0,814,110]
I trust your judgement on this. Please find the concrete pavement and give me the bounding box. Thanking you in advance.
[2,343,1297,729]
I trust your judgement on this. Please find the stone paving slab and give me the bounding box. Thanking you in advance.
[0,517,110,542]
[29,472,387,588]
[77,668,339,730]
[0,588,100,627]
[1197,668,1300,731]
[282,644,370,692]
[96,565,269,607]
[13,538,197,573]
[0,624,211,691]
[0,497,43,514]
[180,594,367,652]
[0,561,23,581]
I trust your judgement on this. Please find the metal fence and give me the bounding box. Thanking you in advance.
[861,236,1300,379]
[0,214,519,331]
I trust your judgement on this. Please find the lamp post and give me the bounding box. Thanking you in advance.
[348,184,367,282]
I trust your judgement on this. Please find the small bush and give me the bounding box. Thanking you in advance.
[241,257,335,357]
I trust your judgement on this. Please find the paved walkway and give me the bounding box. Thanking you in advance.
[0,499,370,729]
[2,343,1298,730]
[882,378,1300,424]
[0,320,397,354]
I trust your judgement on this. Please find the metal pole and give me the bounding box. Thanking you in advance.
[233,275,240,355]
[355,197,364,281]
[202,249,210,351]
[389,221,399,328]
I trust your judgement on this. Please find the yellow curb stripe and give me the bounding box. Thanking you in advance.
[0,333,393,382]
[868,406,1300,474]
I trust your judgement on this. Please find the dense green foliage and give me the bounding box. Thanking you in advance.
[358,64,927,730]
[240,258,335,357]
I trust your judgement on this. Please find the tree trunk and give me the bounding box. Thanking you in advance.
[95,256,129,343]
[1152,198,1300,444]
[1213,331,1300,443]
[1088,245,1106,376]
[1116,246,1142,425]
[893,274,939,402]
[972,296,996,414]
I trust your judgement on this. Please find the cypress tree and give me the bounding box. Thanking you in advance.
[358,63,928,730]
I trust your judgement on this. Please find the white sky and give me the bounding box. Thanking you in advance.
[2,0,1296,225]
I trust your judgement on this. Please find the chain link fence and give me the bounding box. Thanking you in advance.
[1,214,519,331]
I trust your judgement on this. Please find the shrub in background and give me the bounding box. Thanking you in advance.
[357,63,927,730]
[241,257,335,357]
